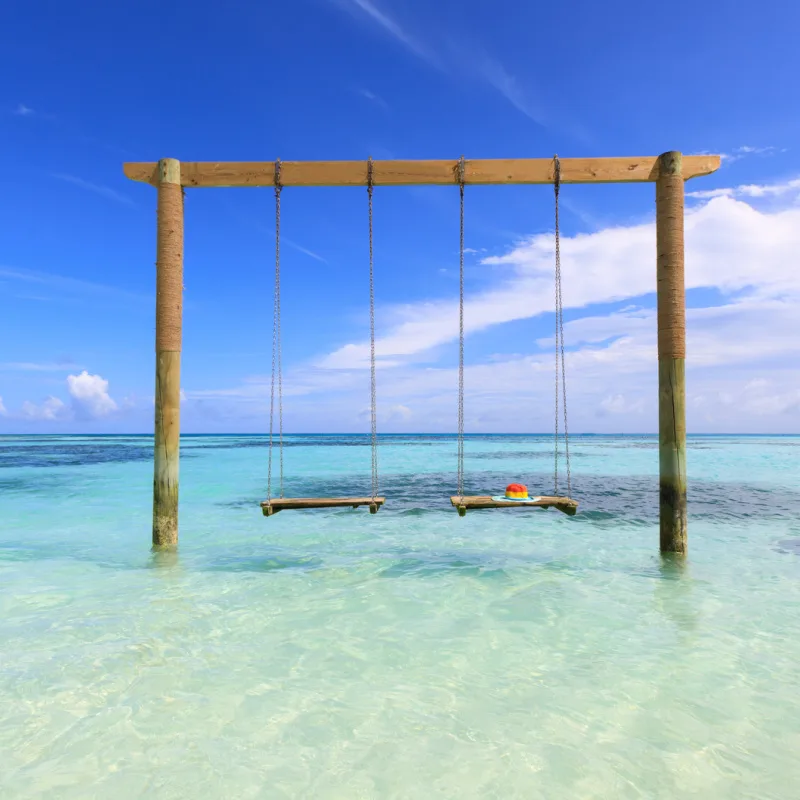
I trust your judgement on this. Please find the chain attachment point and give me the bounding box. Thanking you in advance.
[552,154,571,498]
[457,156,466,501]
[367,157,379,501]
[268,158,284,501]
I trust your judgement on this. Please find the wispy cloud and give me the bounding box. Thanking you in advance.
[220,198,328,263]
[284,237,328,263]
[11,103,57,122]
[338,0,437,66]
[11,103,135,157]
[0,396,6,416]
[0,361,84,372]
[51,173,135,206]
[357,88,389,110]
[331,0,553,130]
[0,265,150,303]
[720,145,786,164]
[467,49,546,126]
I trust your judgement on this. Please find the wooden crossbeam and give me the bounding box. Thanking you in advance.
[123,156,720,188]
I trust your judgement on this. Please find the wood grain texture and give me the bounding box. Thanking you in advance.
[152,158,183,548]
[156,159,183,352]
[153,350,181,548]
[658,358,688,554]
[261,497,386,516]
[656,152,686,360]
[656,151,688,556]
[124,155,720,188]
[450,496,578,516]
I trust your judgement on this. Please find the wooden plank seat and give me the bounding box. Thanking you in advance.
[450,495,578,517]
[261,497,386,516]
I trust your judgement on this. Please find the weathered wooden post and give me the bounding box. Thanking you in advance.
[153,159,183,548]
[656,151,687,555]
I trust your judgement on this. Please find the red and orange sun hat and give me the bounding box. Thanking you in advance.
[505,483,529,499]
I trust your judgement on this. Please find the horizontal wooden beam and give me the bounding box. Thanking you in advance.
[123,155,720,188]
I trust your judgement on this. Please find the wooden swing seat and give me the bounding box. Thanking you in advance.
[261,497,386,516]
[450,495,578,517]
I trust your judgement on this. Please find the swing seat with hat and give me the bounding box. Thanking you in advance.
[449,156,579,518]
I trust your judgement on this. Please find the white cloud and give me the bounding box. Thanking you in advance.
[13,104,34,116]
[66,371,118,419]
[181,174,800,433]
[319,189,800,371]
[688,176,800,200]
[14,371,119,422]
[20,396,67,421]
[358,402,412,423]
[386,404,412,422]
[0,396,6,416]
[598,394,645,416]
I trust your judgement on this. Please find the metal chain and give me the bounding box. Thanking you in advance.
[268,160,284,501]
[367,158,379,500]
[277,203,284,501]
[553,156,571,497]
[457,157,466,500]
[554,157,560,495]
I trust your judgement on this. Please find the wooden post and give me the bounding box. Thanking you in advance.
[153,159,183,548]
[656,151,687,555]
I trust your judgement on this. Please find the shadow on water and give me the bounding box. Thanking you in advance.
[147,548,180,570]
[0,441,195,470]
[204,552,324,573]
[379,555,511,581]
[0,474,77,495]
[219,468,800,525]
[5,435,799,582]
[183,434,446,451]
[776,539,800,555]
[466,450,595,461]
[658,552,689,579]
[652,554,700,635]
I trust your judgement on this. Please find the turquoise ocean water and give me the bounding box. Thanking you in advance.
[1,433,799,798]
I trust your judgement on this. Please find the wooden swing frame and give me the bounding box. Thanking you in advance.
[124,153,720,554]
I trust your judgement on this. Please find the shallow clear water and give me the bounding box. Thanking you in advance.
[1,434,799,798]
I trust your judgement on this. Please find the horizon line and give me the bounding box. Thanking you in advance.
[1,432,798,437]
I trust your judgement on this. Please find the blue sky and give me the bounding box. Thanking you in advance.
[1,0,799,434]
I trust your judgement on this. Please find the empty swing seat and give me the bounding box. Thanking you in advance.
[450,495,578,516]
[261,497,386,516]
